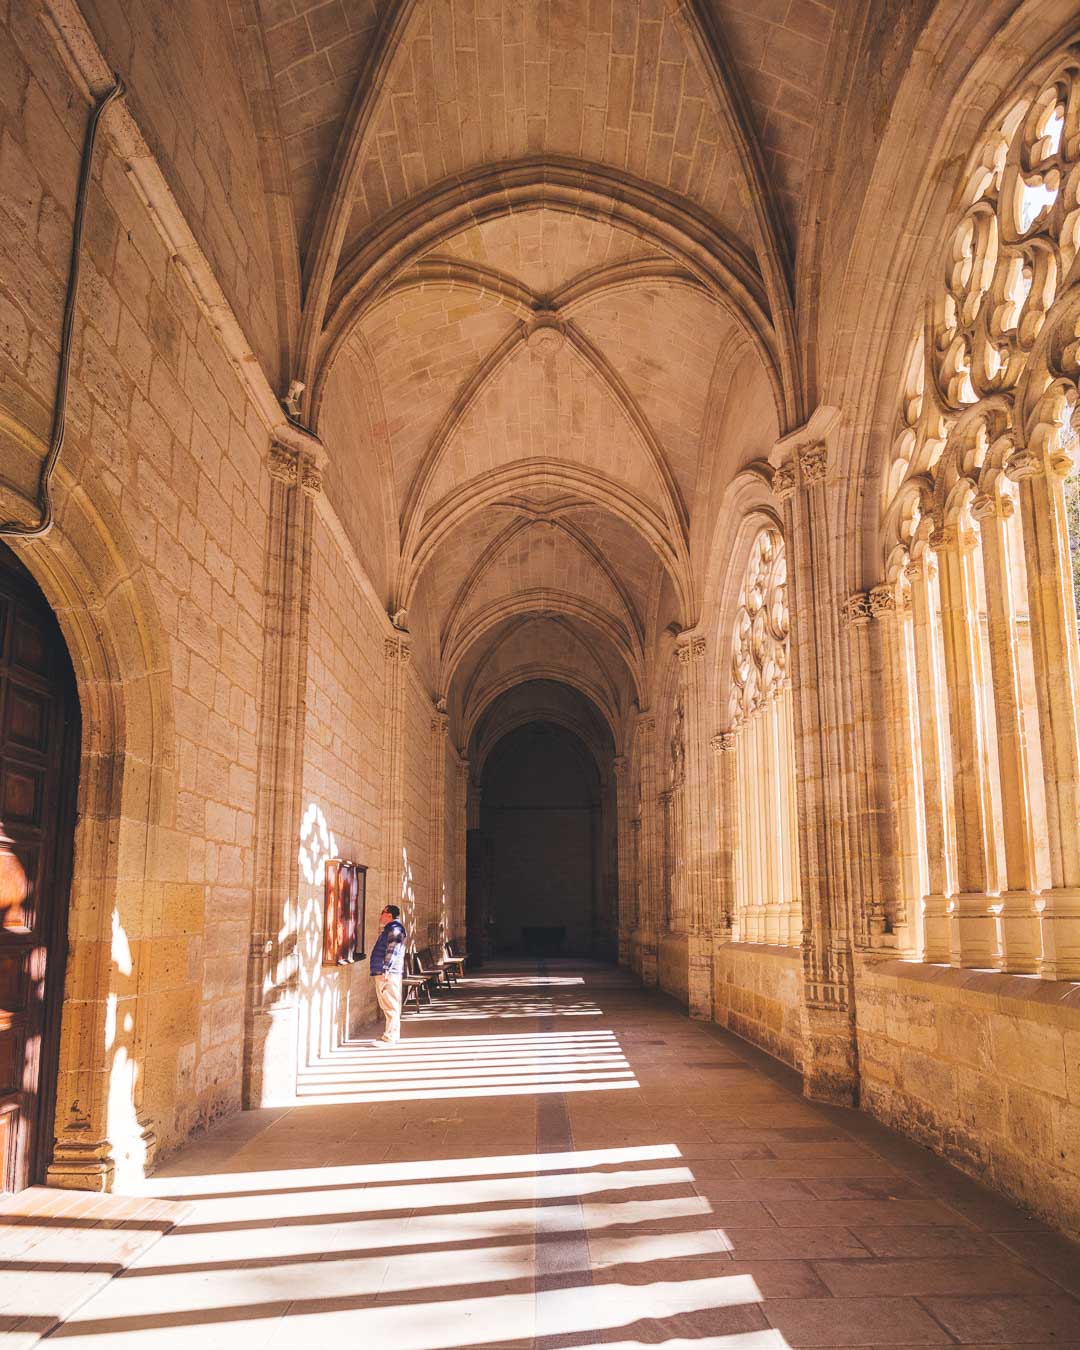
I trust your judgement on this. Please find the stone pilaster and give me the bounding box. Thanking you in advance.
[382,632,413,938]
[429,707,450,949]
[930,524,1000,967]
[711,731,737,941]
[613,755,634,966]
[676,631,714,1020]
[454,758,469,944]
[635,711,661,986]
[771,416,858,1105]
[1006,445,1080,978]
[241,426,323,1109]
[904,555,954,962]
[971,491,1040,971]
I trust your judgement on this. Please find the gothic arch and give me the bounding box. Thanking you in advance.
[0,428,174,1192]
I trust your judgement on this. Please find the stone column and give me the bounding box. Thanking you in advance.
[1006,445,1080,978]
[613,755,634,966]
[771,427,858,1105]
[711,731,738,942]
[676,632,715,1020]
[241,428,323,1109]
[429,707,450,950]
[454,758,469,945]
[868,582,921,952]
[931,525,1000,967]
[636,712,661,986]
[971,490,1040,971]
[904,555,954,962]
[382,633,413,943]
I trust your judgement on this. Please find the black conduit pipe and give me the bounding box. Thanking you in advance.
[0,75,124,541]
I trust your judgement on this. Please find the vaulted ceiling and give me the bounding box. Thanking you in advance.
[252,0,843,746]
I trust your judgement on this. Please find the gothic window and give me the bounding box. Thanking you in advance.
[880,56,1080,977]
[726,528,800,946]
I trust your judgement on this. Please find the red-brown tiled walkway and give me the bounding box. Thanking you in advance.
[32,964,1080,1348]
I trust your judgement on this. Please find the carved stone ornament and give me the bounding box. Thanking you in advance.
[841,591,872,627]
[799,442,827,483]
[1004,448,1043,481]
[868,584,896,619]
[613,755,627,778]
[268,443,299,484]
[729,528,789,722]
[970,492,996,519]
[711,731,737,754]
[691,636,707,660]
[929,526,956,552]
[637,715,656,735]
[771,460,797,500]
[300,459,323,497]
[525,311,566,356]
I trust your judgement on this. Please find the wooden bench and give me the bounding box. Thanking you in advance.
[441,938,467,982]
[403,950,436,1009]
[416,946,453,990]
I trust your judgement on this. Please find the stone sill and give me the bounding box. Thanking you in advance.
[862,958,1080,1021]
[720,941,802,960]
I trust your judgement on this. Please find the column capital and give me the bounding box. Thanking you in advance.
[869,583,897,619]
[637,713,656,735]
[431,709,449,738]
[711,731,737,754]
[384,635,412,664]
[613,755,627,778]
[904,555,930,582]
[799,441,828,484]
[1005,447,1044,482]
[841,591,872,627]
[771,460,797,500]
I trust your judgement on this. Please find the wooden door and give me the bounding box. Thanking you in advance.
[0,550,78,1192]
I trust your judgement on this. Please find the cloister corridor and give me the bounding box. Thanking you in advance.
[10,964,1079,1349]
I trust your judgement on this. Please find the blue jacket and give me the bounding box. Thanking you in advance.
[370,920,406,976]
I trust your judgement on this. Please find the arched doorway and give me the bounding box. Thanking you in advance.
[476,721,614,960]
[0,545,79,1191]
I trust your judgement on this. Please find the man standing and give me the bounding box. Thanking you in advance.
[370,904,406,1044]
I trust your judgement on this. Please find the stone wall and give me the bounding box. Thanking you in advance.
[856,961,1080,1238]
[402,675,433,951]
[659,931,689,1007]
[0,4,276,1164]
[713,943,805,1070]
[297,509,389,1063]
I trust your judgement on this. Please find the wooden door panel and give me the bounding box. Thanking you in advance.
[9,614,49,679]
[0,550,78,1192]
[2,764,44,828]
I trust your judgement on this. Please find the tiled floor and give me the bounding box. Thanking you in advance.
[0,1186,188,1347]
[30,963,1080,1347]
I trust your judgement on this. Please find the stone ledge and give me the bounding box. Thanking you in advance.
[720,941,802,960]
[863,959,1080,1021]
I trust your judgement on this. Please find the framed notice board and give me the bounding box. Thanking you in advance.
[323,859,367,965]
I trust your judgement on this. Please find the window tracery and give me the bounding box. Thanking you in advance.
[725,527,800,947]
[880,54,1080,977]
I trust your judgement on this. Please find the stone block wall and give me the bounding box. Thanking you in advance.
[0,8,278,1161]
[659,931,689,1007]
[297,510,388,1062]
[403,674,433,951]
[713,943,805,1070]
[856,962,1080,1238]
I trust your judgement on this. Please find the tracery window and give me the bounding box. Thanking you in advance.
[880,56,1080,977]
[727,528,800,946]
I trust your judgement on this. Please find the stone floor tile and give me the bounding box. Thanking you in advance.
[993,1231,1080,1298]
[764,1199,966,1227]
[921,1293,1080,1343]
[851,1226,1010,1258]
[812,1255,1055,1297]
[764,1296,954,1345]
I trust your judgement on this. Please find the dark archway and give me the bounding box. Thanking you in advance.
[474,720,616,960]
[0,545,80,1191]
